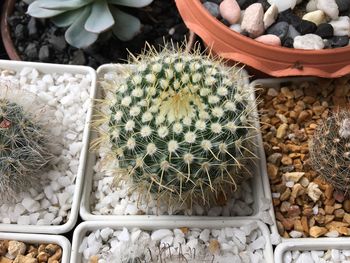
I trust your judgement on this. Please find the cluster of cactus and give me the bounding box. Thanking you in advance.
[309,110,350,193]
[95,46,257,206]
[0,97,53,201]
[26,0,153,48]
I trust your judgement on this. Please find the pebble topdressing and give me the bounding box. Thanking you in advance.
[258,78,350,238]
[0,240,62,262]
[202,0,350,50]
[284,249,350,263]
[79,224,267,263]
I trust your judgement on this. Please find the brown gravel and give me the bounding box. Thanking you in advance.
[258,78,350,238]
[0,241,62,263]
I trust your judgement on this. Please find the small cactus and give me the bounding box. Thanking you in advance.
[0,95,53,201]
[95,46,257,206]
[309,110,350,193]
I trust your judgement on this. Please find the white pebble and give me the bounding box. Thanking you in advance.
[294,34,325,50]
[317,0,339,19]
[330,16,350,36]
[249,236,265,250]
[267,0,296,12]
[100,228,114,241]
[118,227,130,241]
[151,229,173,241]
[21,197,40,212]
[289,230,303,238]
[17,215,30,225]
[199,229,210,242]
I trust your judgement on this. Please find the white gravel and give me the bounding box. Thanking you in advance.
[79,223,267,263]
[284,249,350,263]
[0,67,91,225]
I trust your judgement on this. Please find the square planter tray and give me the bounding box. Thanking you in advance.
[71,220,274,263]
[250,77,320,243]
[0,60,97,234]
[274,238,350,263]
[0,232,71,263]
[80,64,274,223]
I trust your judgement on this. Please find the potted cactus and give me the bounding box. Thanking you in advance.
[80,45,272,223]
[0,59,96,234]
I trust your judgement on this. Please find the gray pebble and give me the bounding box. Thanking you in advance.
[24,43,38,60]
[287,25,301,39]
[39,45,50,62]
[27,17,37,38]
[267,21,290,41]
[203,1,220,18]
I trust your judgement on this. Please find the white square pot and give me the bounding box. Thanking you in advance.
[71,220,274,263]
[80,64,274,223]
[0,232,71,263]
[274,238,350,263]
[250,77,318,243]
[0,60,97,234]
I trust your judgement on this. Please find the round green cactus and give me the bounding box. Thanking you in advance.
[96,48,257,206]
[0,98,53,201]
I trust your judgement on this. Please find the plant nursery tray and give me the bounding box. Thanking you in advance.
[71,220,274,263]
[79,64,275,224]
[0,232,71,263]
[0,60,97,234]
[274,238,350,263]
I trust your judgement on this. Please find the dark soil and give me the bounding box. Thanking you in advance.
[7,0,189,68]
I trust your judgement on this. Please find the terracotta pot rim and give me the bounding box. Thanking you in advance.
[1,0,21,60]
[191,0,350,57]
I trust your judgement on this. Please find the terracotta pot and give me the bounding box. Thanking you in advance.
[175,0,350,78]
[1,0,20,60]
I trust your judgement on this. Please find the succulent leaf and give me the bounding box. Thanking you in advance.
[51,8,82,28]
[85,0,115,34]
[65,6,99,48]
[37,0,93,10]
[110,7,141,41]
[27,1,66,18]
[108,0,154,8]
[27,0,154,48]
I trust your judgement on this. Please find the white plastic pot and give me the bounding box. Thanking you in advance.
[0,60,97,234]
[274,238,350,263]
[0,232,71,263]
[71,220,274,263]
[250,77,317,243]
[80,64,274,224]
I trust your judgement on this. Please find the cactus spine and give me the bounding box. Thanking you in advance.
[95,46,257,206]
